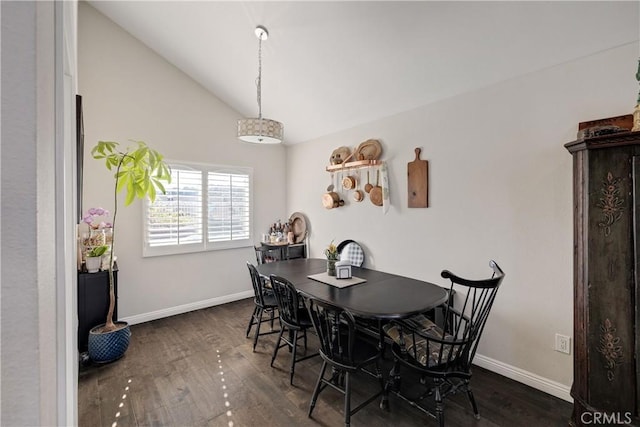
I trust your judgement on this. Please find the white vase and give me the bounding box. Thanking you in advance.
[85,256,102,273]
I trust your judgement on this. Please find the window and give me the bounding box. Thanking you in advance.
[143,162,252,256]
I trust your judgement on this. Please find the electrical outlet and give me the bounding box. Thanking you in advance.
[555,334,571,354]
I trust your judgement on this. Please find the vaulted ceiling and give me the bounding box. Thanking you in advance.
[89,1,639,144]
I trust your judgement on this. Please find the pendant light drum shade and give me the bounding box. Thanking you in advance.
[237,118,283,144]
[237,25,284,144]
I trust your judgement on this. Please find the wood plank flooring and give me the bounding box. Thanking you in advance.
[78,298,572,426]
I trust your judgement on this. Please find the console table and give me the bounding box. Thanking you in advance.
[258,241,306,262]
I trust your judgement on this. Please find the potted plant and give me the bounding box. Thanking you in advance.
[324,240,339,276]
[87,140,171,363]
[85,245,108,273]
[81,206,112,270]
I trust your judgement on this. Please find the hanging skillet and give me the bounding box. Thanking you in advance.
[370,169,383,206]
[364,170,373,193]
[353,170,364,202]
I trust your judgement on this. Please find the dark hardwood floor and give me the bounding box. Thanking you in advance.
[78,298,571,426]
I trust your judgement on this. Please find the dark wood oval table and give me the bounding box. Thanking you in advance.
[255,258,448,319]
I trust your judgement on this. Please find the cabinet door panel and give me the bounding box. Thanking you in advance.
[587,148,634,411]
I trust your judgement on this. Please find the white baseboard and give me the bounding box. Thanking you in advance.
[473,353,572,403]
[120,290,254,325]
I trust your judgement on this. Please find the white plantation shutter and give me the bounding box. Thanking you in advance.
[208,172,250,242]
[144,162,252,257]
[146,166,203,247]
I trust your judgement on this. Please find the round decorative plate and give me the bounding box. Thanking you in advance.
[354,139,382,161]
[330,146,351,165]
[289,212,307,243]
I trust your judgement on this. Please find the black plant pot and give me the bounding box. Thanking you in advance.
[88,322,131,363]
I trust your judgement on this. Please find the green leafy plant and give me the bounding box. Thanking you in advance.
[91,140,172,332]
[324,240,339,261]
[87,245,108,258]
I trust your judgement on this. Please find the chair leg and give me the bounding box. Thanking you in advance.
[269,308,275,329]
[375,361,385,392]
[309,360,328,417]
[466,381,480,419]
[290,330,299,385]
[246,305,258,337]
[435,382,444,427]
[381,358,401,410]
[344,371,351,427]
[288,329,294,352]
[271,328,285,367]
[252,307,264,351]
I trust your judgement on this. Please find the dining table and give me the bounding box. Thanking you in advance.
[255,258,448,320]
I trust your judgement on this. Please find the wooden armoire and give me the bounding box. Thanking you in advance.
[566,131,640,426]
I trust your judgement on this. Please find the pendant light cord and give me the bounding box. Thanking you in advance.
[256,35,263,120]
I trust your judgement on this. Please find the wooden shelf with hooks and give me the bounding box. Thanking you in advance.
[325,159,383,172]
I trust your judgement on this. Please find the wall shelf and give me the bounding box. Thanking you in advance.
[325,159,383,171]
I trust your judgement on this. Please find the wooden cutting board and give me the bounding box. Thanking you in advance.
[407,147,428,208]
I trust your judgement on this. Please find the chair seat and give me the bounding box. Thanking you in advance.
[383,313,454,368]
[260,292,278,308]
[296,307,313,328]
[281,306,312,329]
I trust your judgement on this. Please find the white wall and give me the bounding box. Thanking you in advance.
[287,43,638,398]
[78,3,287,321]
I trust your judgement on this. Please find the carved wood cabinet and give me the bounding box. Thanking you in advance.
[566,131,640,426]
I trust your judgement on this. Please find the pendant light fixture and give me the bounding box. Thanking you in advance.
[237,25,284,144]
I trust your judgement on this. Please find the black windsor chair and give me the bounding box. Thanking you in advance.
[306,298,385,427]
[245,262,279,352]
[381,260,505,427]
[269,275,318,385]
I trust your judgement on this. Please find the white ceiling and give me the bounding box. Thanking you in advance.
[88,1,639,145]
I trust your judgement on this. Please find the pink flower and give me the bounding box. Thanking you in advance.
[83,207,111,229]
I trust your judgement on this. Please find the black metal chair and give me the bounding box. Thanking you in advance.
[381,260,505,427]
[245,262,279,352]
[337,239,365,267]
[306,298,385,427]
[269,275,318,385]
